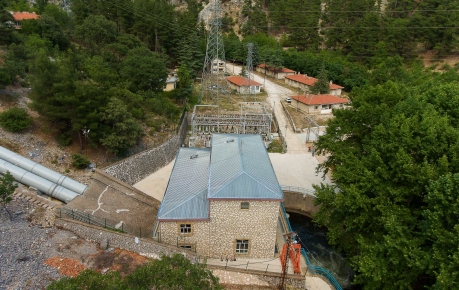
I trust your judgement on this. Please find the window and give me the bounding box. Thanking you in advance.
[236,239,249,254]
[240,202,250,209]
[180,245,192,250]
[180,224,192,234]
[314,105,319,110]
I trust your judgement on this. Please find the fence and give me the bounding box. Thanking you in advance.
[281,101,300,133]
[272,110,287,153]
[56,207,151,239]
[281,185,315,197]
[280,203,343,290]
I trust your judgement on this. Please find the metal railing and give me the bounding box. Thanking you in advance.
[56,207,149,238]
[280,202,342,290]
[281,185,315,197]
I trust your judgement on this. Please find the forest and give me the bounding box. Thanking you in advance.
[0,0,459,289]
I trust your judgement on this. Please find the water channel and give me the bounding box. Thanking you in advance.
[287,212,354,289]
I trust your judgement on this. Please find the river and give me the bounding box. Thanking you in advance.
[287,212,354,289]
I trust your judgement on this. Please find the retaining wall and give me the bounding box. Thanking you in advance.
[55,218,306,289]
[103,115,188,185]
[283,190,320,218]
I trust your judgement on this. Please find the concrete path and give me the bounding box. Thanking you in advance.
[226,63,308,153]
[269,153,331,192]
[133,160,174,201]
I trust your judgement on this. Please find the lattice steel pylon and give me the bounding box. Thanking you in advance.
[200,0,230,105]
[243,43,255,102]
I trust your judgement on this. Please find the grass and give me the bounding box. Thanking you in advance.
[268,139,283,153]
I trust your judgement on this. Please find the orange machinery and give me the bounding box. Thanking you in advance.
[279,243,302,274]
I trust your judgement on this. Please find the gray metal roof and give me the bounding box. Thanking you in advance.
[157,134,283,220]
[208,134,283,200]
[157,148,210,220]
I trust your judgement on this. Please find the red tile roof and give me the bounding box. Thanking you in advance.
[285,74,344,89]
[291,95,349,105]
[12,12,39,21]
[258,64,295,73]
[227,76,262,87]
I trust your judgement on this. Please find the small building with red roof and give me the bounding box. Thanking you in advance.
[10,11,39,28]
[227,76,263,94]
[256,64,296,80]
[291,94,349,114]
[285,74,344,96]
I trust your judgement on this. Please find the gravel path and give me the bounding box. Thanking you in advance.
[0,199,62,290]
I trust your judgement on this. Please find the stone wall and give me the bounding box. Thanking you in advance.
[209,201,279,259]
[55,218,197,260]
[158,221,210,256]
[55,218,306,289]
[103,115,188,185]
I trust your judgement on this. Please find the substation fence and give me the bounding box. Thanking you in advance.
[280,203,343,290]
[56,207,150,239]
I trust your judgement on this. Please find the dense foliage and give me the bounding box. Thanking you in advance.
[0,107,32,132]
[70,153,90,170]
[47,254,223,290]
[313,70,459,289]
[0,0,203,155]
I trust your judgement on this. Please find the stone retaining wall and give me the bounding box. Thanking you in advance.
[103,115,188,185]
[55,218,196,260]
[55,218,306,289]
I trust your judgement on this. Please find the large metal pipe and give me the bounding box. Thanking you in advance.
[0,158,79,203]
[0,146,87,195]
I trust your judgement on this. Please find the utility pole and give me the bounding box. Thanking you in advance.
[200,0,230,106]
[279,232,294,290]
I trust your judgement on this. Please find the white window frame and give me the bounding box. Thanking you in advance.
[236,239,249,254]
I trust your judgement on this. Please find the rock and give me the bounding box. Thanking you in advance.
[100,238,109,250]
[101,268,110,275]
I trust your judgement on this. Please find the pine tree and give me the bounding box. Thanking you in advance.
[311,65,330,94]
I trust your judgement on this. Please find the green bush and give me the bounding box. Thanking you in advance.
[268,139,283,153]
[0,107,32,132]
[71,154,90,169]
[56,132,72,147]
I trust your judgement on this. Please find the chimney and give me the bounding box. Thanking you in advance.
[330,80,333,84]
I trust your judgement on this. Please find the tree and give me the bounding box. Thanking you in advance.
[175,64,192,102]
[311,65,329,94]
[73,15,118,51]
[0,171,18,221]
[313,81,459,289]
[99,97,144,155]
[424,173,459,289]
[47,253,223,290]
[120,47,168,93]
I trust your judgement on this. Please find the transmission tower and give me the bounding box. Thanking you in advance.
[243,43,255,102]
[200,0,230,105]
